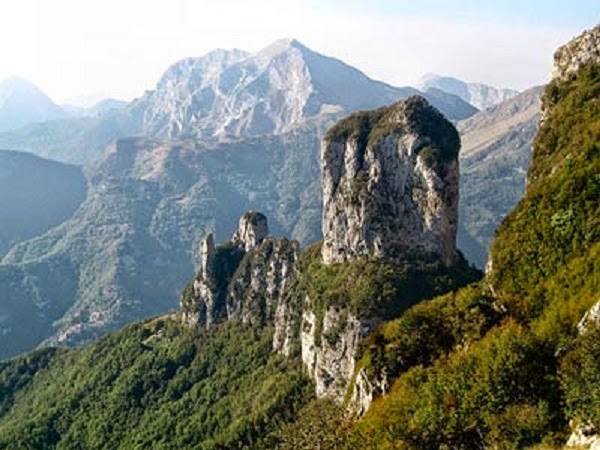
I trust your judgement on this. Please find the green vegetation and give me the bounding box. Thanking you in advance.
[267,400,353,450]
[325,105,390,150]
[560,324,600,429]
[338,62,600,450]
[489,63,599,319]
[356,284,500,384]
[0,318,311,450]
[325,96,460,168]
[354,322,563,449]
[290,244,480,345]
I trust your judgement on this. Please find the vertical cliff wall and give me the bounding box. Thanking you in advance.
[321,96,460,266]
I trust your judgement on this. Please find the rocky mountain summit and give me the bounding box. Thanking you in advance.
[321,96,459,266]
[419,73,518,110]
[181,211,298,331]
[0,77,66,132]
[136,39,477,140]
[552,24,600,81]
[180,96,477,409]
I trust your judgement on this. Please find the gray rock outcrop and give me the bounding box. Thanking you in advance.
[300,306,364,399]
[552,24,600,82]
[321,96,460,266]
[578,299,600,335]
[180,233,219,327]
[232,211,269,252]
[180,211,298,330]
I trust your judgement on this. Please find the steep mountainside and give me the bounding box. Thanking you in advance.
[136,39,476,140]
[457,86,544,267]
[419,73,518,110]
[0,25,596,450]
[0,40,476,166]
[0,95,481,449]
[0,130,321,358]
[0,77,66,132]
[349,24,600,449]
[0,90,526,358]
[0,151,87,257]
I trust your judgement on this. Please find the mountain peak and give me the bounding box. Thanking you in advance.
[322,95,460,266]
[0,76,65,132]
[418,73,518,110]
[0,76,45,95]
[254,37,312,61]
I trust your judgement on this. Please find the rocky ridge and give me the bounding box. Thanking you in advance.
[181,96,471,410]
[181,211,299,331]
[552,24,600,82]
[419,73,518,110]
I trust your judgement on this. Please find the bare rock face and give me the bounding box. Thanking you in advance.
[300,305,365,399]
[566,299,600,448]
[232,211,269,252]
[180,211,298,330]
[567,422,600,449]
[552,25,600,82]
[578,299,600,335]
[321,96,460,266]
[227,237,298,328]
[180,233,219,327]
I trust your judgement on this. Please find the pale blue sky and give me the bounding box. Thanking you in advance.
[327,0,597,27]
[0,0,597,105]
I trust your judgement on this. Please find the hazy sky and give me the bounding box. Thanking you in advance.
[0,0,597,105]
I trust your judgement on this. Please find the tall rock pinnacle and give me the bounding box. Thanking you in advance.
[232,211,269,252]
[320,95,460,266]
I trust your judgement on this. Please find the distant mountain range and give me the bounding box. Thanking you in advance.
[0,77,66,132]
[0,151,87,257]
[61,98,128,118]
[0,40,477,165]
[457,85,544,267]
[0,38,536,359]
[135,39,478,139]
[419,73,518,110]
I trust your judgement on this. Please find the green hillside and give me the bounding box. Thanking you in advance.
[0,51,597,450]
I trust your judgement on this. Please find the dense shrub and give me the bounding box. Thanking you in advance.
[0,319,311,450]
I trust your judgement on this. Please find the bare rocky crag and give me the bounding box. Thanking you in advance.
[321,95,459,266]
[552,24,600,82]
[180,211,299,330]
[181,95,466,412]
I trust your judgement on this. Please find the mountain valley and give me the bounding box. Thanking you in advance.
[0,23,597,449]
